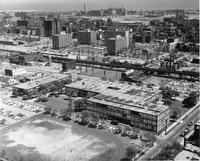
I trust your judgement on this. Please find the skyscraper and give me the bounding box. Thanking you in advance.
[43,18,60,37]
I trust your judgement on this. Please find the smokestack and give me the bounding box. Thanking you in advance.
[84,3,86,16]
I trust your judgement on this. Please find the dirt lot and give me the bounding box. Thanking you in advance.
[0,115,125,161]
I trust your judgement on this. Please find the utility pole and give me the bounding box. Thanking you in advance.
[165,119,168,135]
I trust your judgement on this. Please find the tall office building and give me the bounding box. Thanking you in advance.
[43,18,61,37]
[105,29,130,47]
[52,33,72,49]
[106,35,127,55]
[77,30,97,45]
[17,20,28,29]
[176,10,185,21]
[53,18,60,35]
[84,3,86,16]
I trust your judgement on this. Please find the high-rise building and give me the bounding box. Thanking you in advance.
[53,18,60,35]
[105,30,129,47]
[52,33,72,49]
[176,10,185,21]
[84,3,86,16]
[43,18,61,37]
[77,30,97,45]
[106,35,127,55]
[17,20,28,29]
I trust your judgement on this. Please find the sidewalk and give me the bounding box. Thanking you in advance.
[161,102,200,136]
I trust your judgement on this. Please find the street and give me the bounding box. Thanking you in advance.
[138,104,200,161]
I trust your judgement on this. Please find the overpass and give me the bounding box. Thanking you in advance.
[44,55,199,80]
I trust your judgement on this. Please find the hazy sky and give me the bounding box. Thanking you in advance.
[0,0,199,11]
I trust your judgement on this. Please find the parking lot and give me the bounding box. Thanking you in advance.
[0,96,44,128]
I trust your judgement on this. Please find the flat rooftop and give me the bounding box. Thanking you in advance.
[88,95,168,116]
[4,64,25,70]
[66,77,161,102]
[14,74,70,90]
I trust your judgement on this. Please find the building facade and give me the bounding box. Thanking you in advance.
[13,74,71,97]
[87,96,170,134]
[77,30,97,45]
[5,65,26,77]
[107,36,127,55]
[52,33,72,49]
[65,77,169,134]
[43,18,60,37]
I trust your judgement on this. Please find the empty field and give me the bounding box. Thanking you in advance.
[0,116,125,161]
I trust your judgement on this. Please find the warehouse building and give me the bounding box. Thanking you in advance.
[65,77,170,134]
[5,65,26,77]
[13,74,71,97]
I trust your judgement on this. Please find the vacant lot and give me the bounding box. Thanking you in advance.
[0,115,125,161]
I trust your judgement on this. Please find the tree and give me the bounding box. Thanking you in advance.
[160,87,179,100]
[90,113,99,124]
[163,99,172,106]
[141,133,156,143]
[183,91,199,108]
[171,111,179,119]
[80,111,90,125]
[152,141,182,160]
[125,145,141,159]
[61,108,73,121]
[171,141,182,151]
[129,128,139,139]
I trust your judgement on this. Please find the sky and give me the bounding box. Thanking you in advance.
[0,0,199,11]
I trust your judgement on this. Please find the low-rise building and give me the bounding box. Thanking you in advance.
[5,65,26,77]
[65,77,170,134]
[13,73,71,97]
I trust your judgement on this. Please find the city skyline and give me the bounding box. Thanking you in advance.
[0,0,199,11]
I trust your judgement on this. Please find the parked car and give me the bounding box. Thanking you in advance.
[180,128,189,137]
[111,120,119,125]
[88,122,97,128]
[187,121,193,126]
[180,131,185,137]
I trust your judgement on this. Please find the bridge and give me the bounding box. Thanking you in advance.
[44,55,199,81]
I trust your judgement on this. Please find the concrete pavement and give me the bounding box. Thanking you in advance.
[138,103,200,161]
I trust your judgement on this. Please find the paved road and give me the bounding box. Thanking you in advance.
[138,104,200,161]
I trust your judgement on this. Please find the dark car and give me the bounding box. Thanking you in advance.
[187,122,193,126]
[180,128,189,137]
[111,120,119,125]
